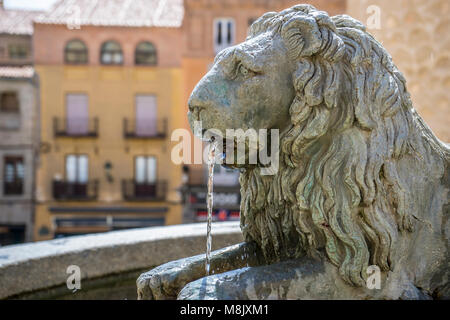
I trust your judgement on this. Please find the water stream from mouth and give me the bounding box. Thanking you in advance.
[205,139,217,276]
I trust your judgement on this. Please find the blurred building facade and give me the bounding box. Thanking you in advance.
[32,0,347,237]
[0,0,447,242]
[347,0,450,142]
[0,2,40,245]
[33,0,185,240]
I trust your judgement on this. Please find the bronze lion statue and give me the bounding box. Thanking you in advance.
[138,4,449,300]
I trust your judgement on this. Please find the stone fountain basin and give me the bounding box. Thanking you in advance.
[0,222,243,300]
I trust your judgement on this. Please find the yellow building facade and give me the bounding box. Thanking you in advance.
[34,65,183,240]
[33,5,185,240]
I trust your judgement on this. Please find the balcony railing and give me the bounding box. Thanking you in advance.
[53,180,99,201]
[122,179,167,201]
[123,118,167,139]
[53,117,99,137]
[3,181,23,195]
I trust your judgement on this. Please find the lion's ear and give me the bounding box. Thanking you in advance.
[281,15,322,60]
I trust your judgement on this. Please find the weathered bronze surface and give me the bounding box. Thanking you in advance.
[138,4,449,300]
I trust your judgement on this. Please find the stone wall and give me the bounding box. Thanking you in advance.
[347,0,450,142]
[0,150,35,242]
[0,221,243,299]
[0,77,39,242]
[0,34,33,66]
[0,78,39,144]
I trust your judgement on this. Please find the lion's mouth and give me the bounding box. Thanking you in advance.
[220,138,237,169]
[218,136,266,169]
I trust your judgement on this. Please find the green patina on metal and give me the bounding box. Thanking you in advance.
[138,4,450,300]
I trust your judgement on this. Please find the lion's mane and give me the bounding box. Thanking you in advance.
[239,5,449,286]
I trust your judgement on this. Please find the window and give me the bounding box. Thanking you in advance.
[52,155,91,199]
[64,39,88,64]
[211,164,239,186]
[66,155,88,183]
[213,18,235,54]
[3,156,24,195]
[135,156,156,184]
[135,42,157,65]
[100,41,123,65]
[66,94,88,135]
[8,44,28,60]
[135,95,157,136]
[134,156,157,197]
[0,92,19,113]
[0,224,26,246]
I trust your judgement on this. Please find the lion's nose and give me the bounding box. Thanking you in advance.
[187,100,200,120]
[187,99,196,113]
[188,95,204,112]
[188,74,214,111]
[187,93,205,123]
[188,91,210,121]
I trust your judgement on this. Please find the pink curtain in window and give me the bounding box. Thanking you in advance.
[135,95,157,136]
[66,94,88,135]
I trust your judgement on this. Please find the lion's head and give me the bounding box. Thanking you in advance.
[188,5,448,287]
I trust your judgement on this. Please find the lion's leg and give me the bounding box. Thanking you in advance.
[177,257,324,300]
[178,257,438,300]
[177,257,373,300]
[137,241,264,300]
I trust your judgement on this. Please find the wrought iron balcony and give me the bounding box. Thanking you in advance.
[3,181,23,195]
[122,179,167,201]
[53,117,99,137]
[123,118,167,139]
[53,180,99,201]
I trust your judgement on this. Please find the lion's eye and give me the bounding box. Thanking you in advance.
[239,64,250,76]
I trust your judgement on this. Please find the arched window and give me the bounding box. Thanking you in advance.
[100,41,123,65]
[64,39,88,64]
[135,42,157,66]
